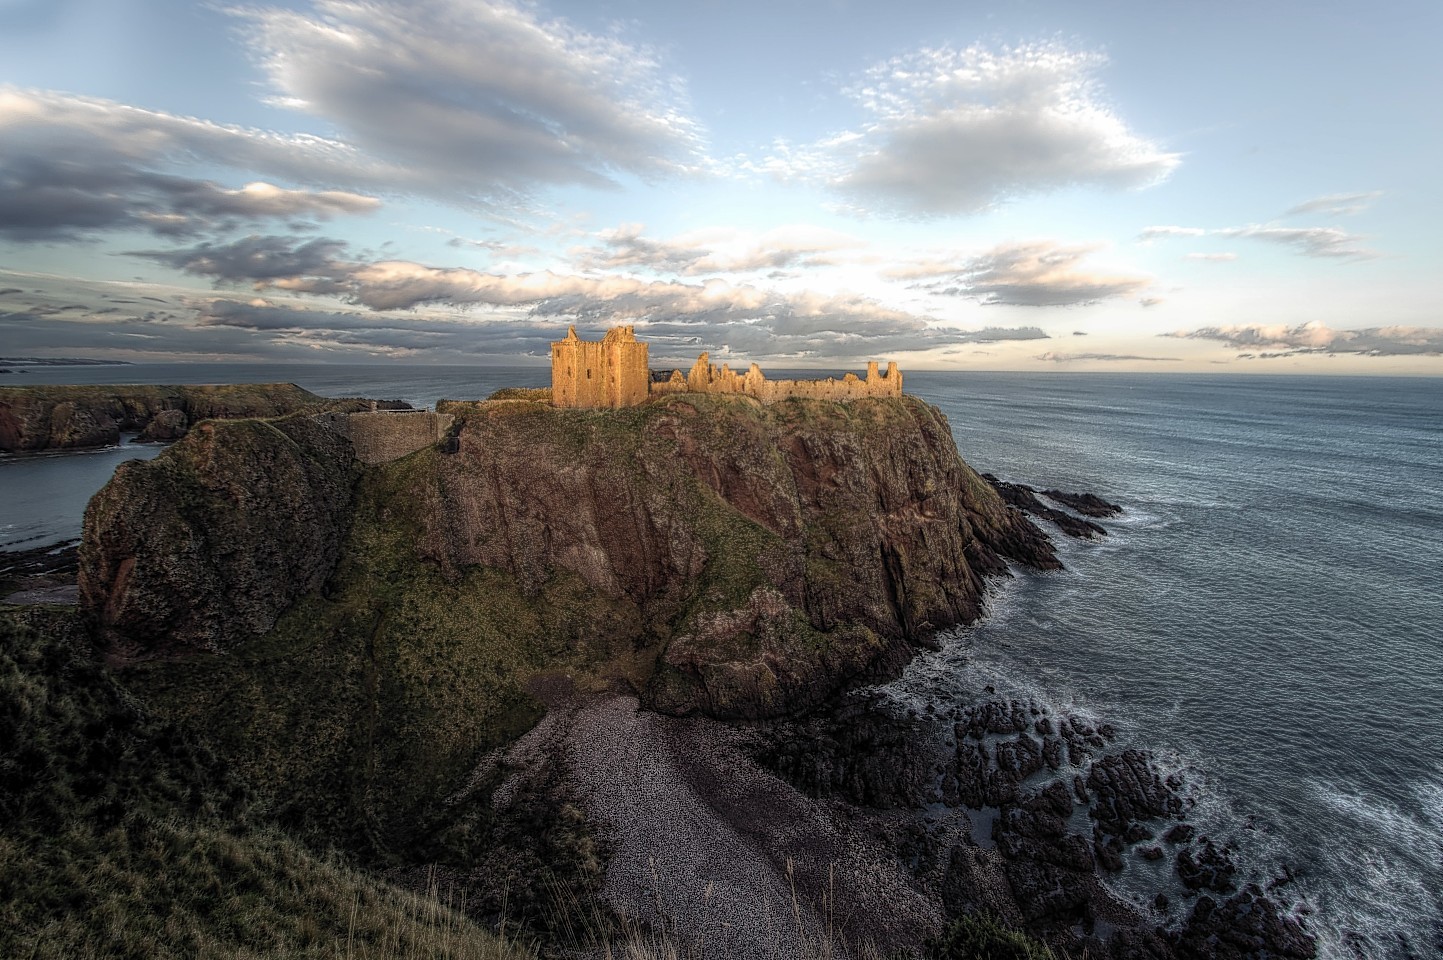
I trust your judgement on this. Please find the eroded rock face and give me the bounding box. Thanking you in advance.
[79,392,1055,715]
[79,416,359,657]
[422,394,1059,717]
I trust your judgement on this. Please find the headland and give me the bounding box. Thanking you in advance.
[0,333,1316,959]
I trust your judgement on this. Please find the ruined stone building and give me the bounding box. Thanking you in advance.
[650,354,903,403]
[550,327,903,408]
[550,325,651,409]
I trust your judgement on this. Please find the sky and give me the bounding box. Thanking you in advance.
[1,0,1439,373]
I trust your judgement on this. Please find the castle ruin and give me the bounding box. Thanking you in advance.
[550,325,651,409]
[551,327,903,408]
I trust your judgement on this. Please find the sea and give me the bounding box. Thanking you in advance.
[2,363,1440,958]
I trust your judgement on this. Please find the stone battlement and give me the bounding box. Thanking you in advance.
[551,327,902,408]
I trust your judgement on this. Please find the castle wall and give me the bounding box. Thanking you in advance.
[551,326,903,407]
[551,325,650,408]
[319,410,454,465]
[655,354,903,404]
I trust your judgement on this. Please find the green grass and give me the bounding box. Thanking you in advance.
[0,610,531,960]
[0,820,534,960]
[927,913,1058,960]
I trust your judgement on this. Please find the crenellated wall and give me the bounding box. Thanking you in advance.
[551,325,650,408]
[649,353,903,404]
[318,410,454,465]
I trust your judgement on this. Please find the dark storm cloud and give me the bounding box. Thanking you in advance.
[131,235,351,283]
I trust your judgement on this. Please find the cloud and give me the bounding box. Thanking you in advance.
[1139,226,1207,239]
[759,43,1178,216]
[574,223,860,276]
[109,235,1061,362]
[886,241,1150,306]
[1215,225,1375,259]
[130,235,350,282]
[1284,191,1382,217]
[1164,322,1443,356]
[1184,252,1237,262]
[237,0,703,197]
[1139,297,1165,307]
[1139,221,1376,259]
[0,88,388,240]
[2,0,703,234]
[1036,351,1181,362]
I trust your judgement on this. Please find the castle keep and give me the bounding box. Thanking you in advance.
[550,325,651,409]
[551,327,903,408]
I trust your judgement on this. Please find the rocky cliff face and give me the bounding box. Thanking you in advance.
[0,383,366,451]
[423,393,1057,717]
[79,415,359,658]
[81,392,1055,715]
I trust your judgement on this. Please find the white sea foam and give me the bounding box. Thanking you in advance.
[1299,774,1443,959]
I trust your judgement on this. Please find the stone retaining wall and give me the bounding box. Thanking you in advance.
[318,410,454,465]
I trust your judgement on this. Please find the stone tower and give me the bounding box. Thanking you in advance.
[551,325,650,409]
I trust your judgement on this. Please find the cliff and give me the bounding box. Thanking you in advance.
[82,392,1055,714]
[429,392,1057,717]
[0,383,379,451]
[79,415,360,658]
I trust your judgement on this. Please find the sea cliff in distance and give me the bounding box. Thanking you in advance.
[2,382,1316,959]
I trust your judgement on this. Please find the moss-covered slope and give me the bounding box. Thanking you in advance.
[0,610,531,960]
[0,382,370,451]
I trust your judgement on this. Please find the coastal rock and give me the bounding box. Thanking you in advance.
[47,401,120,449]
[134,408,189,442]
[1087,749,1186,839]
[1176,837,1238,893]
[0,383,374,452]
[79,415,359,657]
[1041,489,1123,518]
[1173,886,1315,959]
[982,475,1110,539]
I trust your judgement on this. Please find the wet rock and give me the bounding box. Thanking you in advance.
[994,782,1096,925]
[1142,846,1165,861]
[1176,838,1238,893]
[982,475,1109,539]
[1093,826,1125,872]
[1041,489,1123,518]
[1173,885,1315,958]
[1042,735,1064,771]
[753,695,942,809]
[1087,749,1186,839]
[1165,823,1196,845]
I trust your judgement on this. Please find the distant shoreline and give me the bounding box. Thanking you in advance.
[0,358,132,367]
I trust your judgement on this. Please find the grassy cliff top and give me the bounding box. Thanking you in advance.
[0,382,325,405]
